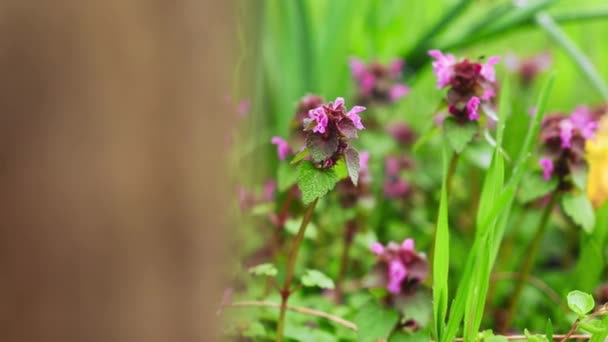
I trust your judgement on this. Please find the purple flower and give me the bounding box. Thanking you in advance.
[369,239,428,295]
[347,105,366,130]
[466,96,480,121]
[429,50,456,88]
[429,49,500,122]
[571,106,598,139]
[308,107,329,134]
[263,180,276,201]
[559,120,574,148]
[539,158,554,180]
[389,84,410,102]
[271,136,291,160]
[505,52,551,86]
[349,57,410,104]
[480,56,500,83]
[387,260,407,294]
[359,151,371,184]
[383,178,410,199]
[386,122,416,145]
[370,242,384,255]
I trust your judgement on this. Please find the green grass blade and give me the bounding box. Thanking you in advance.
[536,12,608,101]
[432,144,451,341]
[575,201,608,293]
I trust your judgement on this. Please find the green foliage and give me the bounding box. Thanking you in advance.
[518,172,558,204]
[524,329,550,342]
[354,300,399,342]
[301,269,335,289]
[562,193,596,233]
[248,263,278,277]
[567,290,595,317]
[575,201,608,292]
[297,161,338,204]
[277,162,298,192]
[432,144,451,341]
[443,117,478,154]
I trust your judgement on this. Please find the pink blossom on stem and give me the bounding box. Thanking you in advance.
[347,105,366,130]
[271,136,290,160]
[402,238,415,252]
[389,84,410,102]
[571,106,598,139]
[559,119,574,148]
[539,157,554,180]
[389,59,405,75]
[480,56,501,82]
[428,50,456,88]
[370,242,384,255]
[387,260,407,294]
[466,96,481,121]
[308,107,329,134]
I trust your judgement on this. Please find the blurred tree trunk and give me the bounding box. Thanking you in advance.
[0,1,232,341]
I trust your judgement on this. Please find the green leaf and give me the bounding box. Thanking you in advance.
[301,269,335,289]
[567,290,595,317]
[297,161,338,205]
[518,172,558,203]
[354,300,399,342]
[290,149,309,165]
[248,263,278,277]
[344,147,360,186]
[443,117,478,154]
[546,319,553,342]
[277,162,298,192]
[394,290,432,328]
[579,321,607,334]
[306,133,339,161]
[524,329,549,342]
[333,157,349,181]
[479,330,508,342]
[562,193,596,233]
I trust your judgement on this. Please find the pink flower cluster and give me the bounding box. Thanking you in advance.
[370,239,428,294]
[383,156,413,199]
[349,57,410,104]
[429,50,500,121]
[306,97,366,134]
[539,106,601,181]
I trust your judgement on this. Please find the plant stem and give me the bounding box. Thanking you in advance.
[224,301,357,331]
[501,192,558,333]
[276,198,318,342]
[335,219,357,302]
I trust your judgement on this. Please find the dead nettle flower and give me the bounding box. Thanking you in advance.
[303,97,366,170]
[386,122,416,146]
[383,155,413,199]
[429,50,500,122]
[237,179,276,211]
[271,136,291,161]
[369,239,428,295]
[505,52,551,86]
[539,106,600,185]
[293,94,325,132]
[349,57,410,105]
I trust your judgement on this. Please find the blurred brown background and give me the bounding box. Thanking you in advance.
[0,1,232,341]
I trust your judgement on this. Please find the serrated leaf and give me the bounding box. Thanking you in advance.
[344,147,360,186]
[518,172,558,203]
[301,269,335,289]
[562,193,596,233]
[354,300,399,342]
[297,161,338,204]
[277,162,298,192]
[248,263,278,277]
[306,133,339,161]
[443,117,478,154]
[394,290,432,327]
[333,157,349,181]
[290,149,309,165]
[567,290,595,316]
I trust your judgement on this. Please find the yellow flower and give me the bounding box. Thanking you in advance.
[586,116,608,208]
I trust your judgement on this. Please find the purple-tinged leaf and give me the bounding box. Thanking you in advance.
[338,119,358,139]
[306,132,339,161]
[344,147,360,186]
